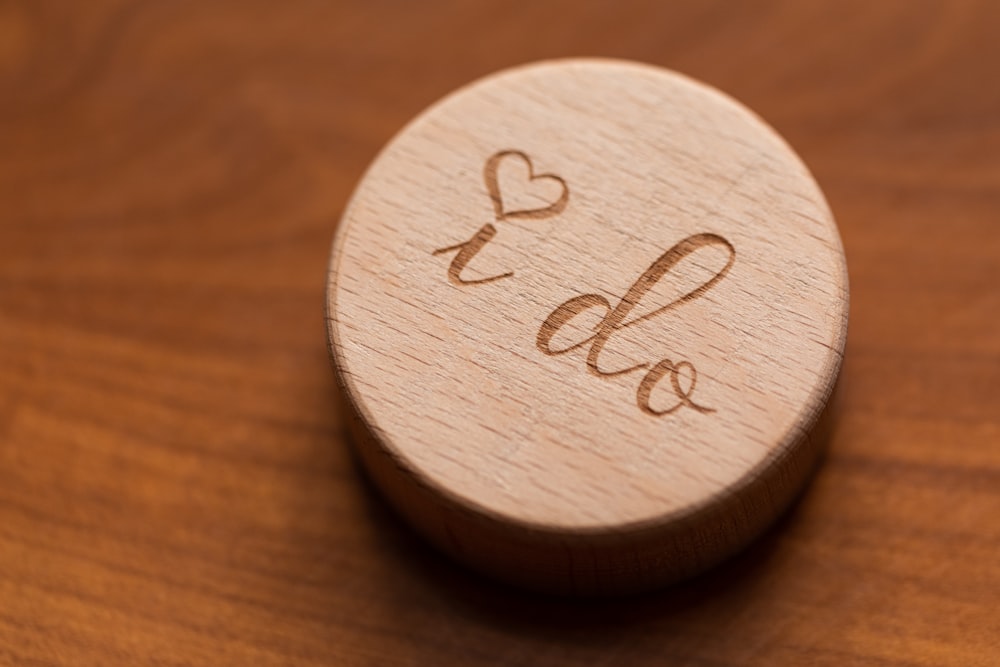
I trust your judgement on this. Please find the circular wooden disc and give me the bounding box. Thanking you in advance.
[326,59,848,594]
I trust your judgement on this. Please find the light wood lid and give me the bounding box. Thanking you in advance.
[326,59,848,594]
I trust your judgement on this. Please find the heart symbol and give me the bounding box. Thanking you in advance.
[484,150,569,221]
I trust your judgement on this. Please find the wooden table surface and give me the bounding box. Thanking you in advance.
[1,2,998,665]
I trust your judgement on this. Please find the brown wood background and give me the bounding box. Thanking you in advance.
[1,1,998,665]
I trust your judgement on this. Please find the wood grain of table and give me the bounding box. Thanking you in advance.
[1,1,998,665]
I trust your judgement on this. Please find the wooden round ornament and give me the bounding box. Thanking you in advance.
[326,59,848,595]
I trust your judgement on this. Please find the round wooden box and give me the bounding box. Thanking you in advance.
[326,59,848,595]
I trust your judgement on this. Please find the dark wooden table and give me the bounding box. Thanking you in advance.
[2,2,998,665]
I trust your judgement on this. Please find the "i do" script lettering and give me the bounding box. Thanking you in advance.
[432,150,735,418]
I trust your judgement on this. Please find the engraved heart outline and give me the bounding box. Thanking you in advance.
[484,150,569,221]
